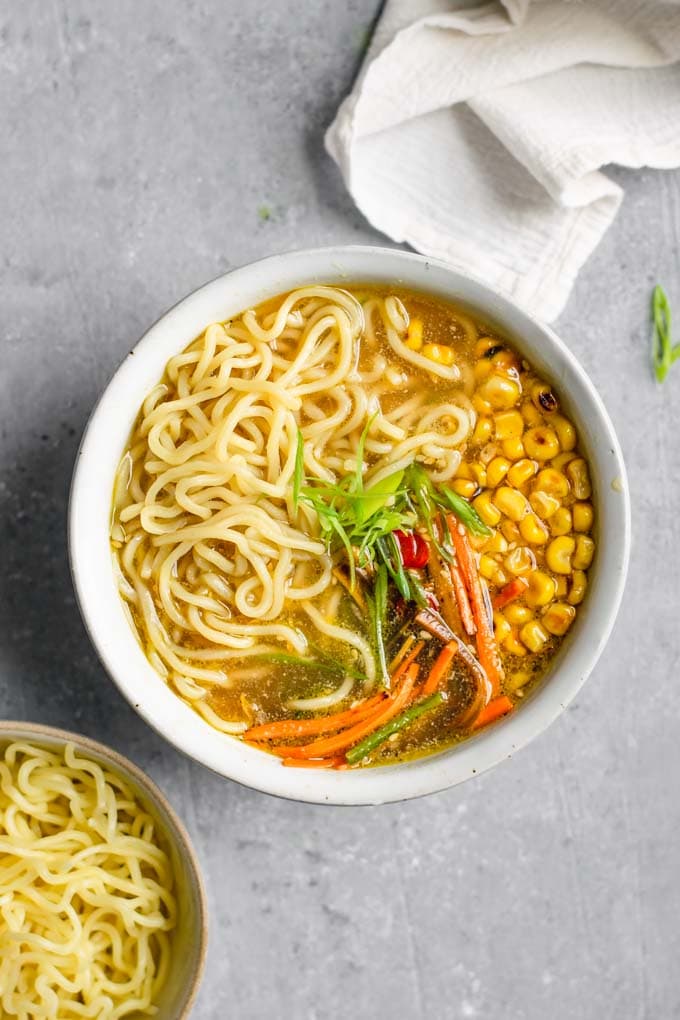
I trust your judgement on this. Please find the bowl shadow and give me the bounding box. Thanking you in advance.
[0,393,163,759]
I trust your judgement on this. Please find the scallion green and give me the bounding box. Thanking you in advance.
[652,284,680,383]
[346,692,445,764]
[438,485,492,537]
[372,562,390,686]
[293,428,305,508]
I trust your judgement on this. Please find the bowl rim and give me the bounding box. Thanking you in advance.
[69,244,631,805]
[0,720,208,1019]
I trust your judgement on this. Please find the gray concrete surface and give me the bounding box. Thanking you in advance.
[1,2,679,1018]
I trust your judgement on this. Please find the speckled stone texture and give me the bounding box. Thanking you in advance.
[1,2,679,1018]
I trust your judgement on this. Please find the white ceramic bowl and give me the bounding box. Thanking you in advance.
[69,247,630,805]
[0,721,207,1018]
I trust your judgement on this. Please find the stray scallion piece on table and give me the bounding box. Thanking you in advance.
[652,284,680,383]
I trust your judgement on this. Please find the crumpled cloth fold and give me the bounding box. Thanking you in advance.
[326,0,680,320]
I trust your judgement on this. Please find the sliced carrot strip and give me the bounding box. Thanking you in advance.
[421,642,457,696]
[272,665,420,761]
[492,577,529,611]
[281,757,345,769]
[449,516,504,696]
[450,561,476,635]
[389,633,416,674]
[244,693,387,743]
[391,640,425,684]
[246,643,425,753]
[471,695,514,730]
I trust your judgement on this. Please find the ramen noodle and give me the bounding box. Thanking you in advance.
[0,741,176,1018]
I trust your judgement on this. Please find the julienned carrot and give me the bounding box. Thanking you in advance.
[244,693,387,743]
[450,561,476,635]
[421,642,457,696]
[448,516,504,695]
[246,643,425,749]
[471,695,514,730]
[271,665,419,760]
[391,640,425,684]
[492,577,529,611]
[389,633,416,673]
[345,692,445,765]
[281,757,345,768]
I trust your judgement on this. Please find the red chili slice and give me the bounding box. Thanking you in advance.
[410,533,430,569]
[394,529,416,566]
[394,529,430,569]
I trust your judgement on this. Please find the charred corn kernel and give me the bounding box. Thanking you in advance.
[502,436,525,461]
[472,416,493,445]
[473,394,493,416]
[478,374,521,410]
[525,570,556,608]
[519,512,549,545]
[505,603,534,625]
[573,502,594,532]
[422,342,455,366]
[551,451,577,471]
[486,530,509,554]
[452,478,478,499]
[504,630,528,656]
[473,491,502,527]
[573,534,595,570]
[501,519,521,543]
[550,507,572,536]
[521,402,544,426]
[520,619,549,653]
[405,318,423,351]
[534,468,570,499]
[568,569,587,605]
[567,458,591,500]
[494,410,524,440]
[471,463,487,488]
[554,576,568,597]
[491,348,519,371]
[542,601,576,636]
[508,458,538,488]
[546,535,575,574]
[529,490,560,519]
[530,382,559,413]
[504,546,536,576]
[524,426,560,461]
[494,486,529,521]
[506,669,532,691]
[486,456,511,487]
[474,359,493,382]
[493,611,512,643]
[474,335,498,358]
[551,415,576,451]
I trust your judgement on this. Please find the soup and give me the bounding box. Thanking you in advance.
[111,285,594,769]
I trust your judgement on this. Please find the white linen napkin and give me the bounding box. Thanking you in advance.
[326,0,680,321]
